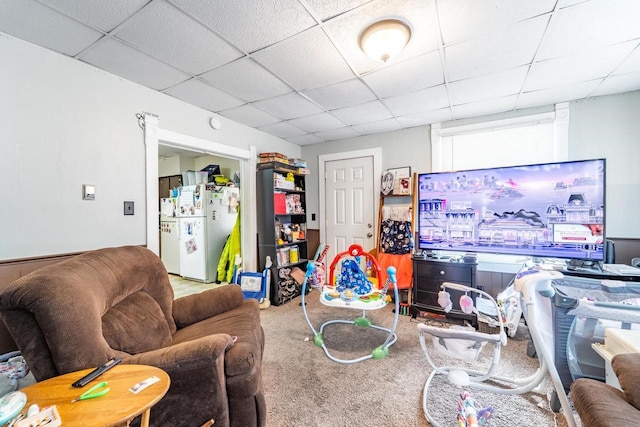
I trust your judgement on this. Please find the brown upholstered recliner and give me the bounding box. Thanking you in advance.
[0,246,265,427]
[570,352,640,427]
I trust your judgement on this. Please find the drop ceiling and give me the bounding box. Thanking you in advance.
[2,0,640,145]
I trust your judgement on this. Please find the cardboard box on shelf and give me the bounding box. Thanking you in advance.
[259,152,288,164]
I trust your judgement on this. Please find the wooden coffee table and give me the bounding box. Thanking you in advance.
[20,364,170,427]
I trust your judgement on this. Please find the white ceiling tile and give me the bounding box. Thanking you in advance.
[163,78,245,111]
[252,92,324,120]
[325,0,440,75]
[314,127,361,141]
[79,38,190,90]
[219,104,280,127]
[0,0,102,56]
[3,0,640,146]
[287,134,326,145]
[590,72,640,97]
[397,108,452,127]
[445,16,548,81]
[537,0,640,61]
[449,66,528,105]
[253,26,355,91]
[383,85,449,116]
[516,80,600,109]
[613,44,640,75]
[524,40,638,92]
[451,95,517,119]
[114,1,241,75]
[330,101,392,126]
[257,121,307,138]
[301,78,377,110]
[288,112,347,133]
[39,0,148,32]
[172,0,316,53]
[200,58,291,102]
[352,118,402,135]
[363,50,443,98]
[438,0,556,44]
[305,0,371,21]
[557,0,588,7]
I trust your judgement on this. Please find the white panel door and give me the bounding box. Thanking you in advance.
[325,156,375,265]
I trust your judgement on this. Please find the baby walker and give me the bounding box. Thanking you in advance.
[301,244,400,364]
[418,270,577,427]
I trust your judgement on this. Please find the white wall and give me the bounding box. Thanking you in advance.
[568,91,640,238]
[301,126,431,229]
[158,156,182,177]
[0,32,301,260]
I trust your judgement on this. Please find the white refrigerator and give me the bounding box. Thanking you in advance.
[178,184,239,282]
[160,198,180,275]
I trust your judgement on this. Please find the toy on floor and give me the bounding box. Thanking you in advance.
[457,391,493,427]
[232,255,272,309]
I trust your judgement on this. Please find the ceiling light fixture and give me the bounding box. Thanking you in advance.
[359,18,412,63]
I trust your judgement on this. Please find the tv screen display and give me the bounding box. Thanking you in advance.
[417,159,606,261]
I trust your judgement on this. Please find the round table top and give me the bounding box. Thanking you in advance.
[20,364,170,427]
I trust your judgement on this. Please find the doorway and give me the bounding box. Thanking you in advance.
[143,114,258,272]
[318,148,382,265]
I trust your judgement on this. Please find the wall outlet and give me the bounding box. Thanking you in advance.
[124,201,134,215]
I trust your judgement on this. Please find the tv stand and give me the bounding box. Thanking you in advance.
[410,257,478,327]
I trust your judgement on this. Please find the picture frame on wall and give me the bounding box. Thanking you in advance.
[387,167,412,195]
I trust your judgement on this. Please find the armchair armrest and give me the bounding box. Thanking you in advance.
[612,352,640,409]
[173,284,244,329]
[122,334,236,427]
[122,334,234,367]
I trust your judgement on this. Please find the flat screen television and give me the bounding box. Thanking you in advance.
[416,158,606,261]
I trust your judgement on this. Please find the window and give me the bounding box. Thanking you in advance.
[431,103,569,172]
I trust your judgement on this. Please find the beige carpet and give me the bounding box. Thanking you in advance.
[260,290,581,427]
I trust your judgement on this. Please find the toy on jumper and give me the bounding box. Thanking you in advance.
[301,244,400,364]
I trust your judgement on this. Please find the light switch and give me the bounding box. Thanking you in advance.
[82,184,95,200]
[124,201,134,215]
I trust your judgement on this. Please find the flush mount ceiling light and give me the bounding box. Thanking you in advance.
[359,18,412,63]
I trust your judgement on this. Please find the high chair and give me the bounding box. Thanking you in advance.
[301,244,400,364]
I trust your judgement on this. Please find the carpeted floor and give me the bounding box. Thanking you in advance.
[260,290,581,427]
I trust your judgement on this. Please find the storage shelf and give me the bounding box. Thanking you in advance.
[277,259,308,269]
[257,164,308,306]
[277,240,307,248]
[274,188,305,193]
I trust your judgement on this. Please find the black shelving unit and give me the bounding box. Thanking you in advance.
[256,161,309,306]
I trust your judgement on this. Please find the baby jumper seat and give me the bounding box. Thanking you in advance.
[301,244,400,364]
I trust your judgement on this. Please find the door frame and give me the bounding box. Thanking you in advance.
[143,113,258,271]
[318,148,383,251]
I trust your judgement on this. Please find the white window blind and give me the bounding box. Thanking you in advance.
[432,103,569,172]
